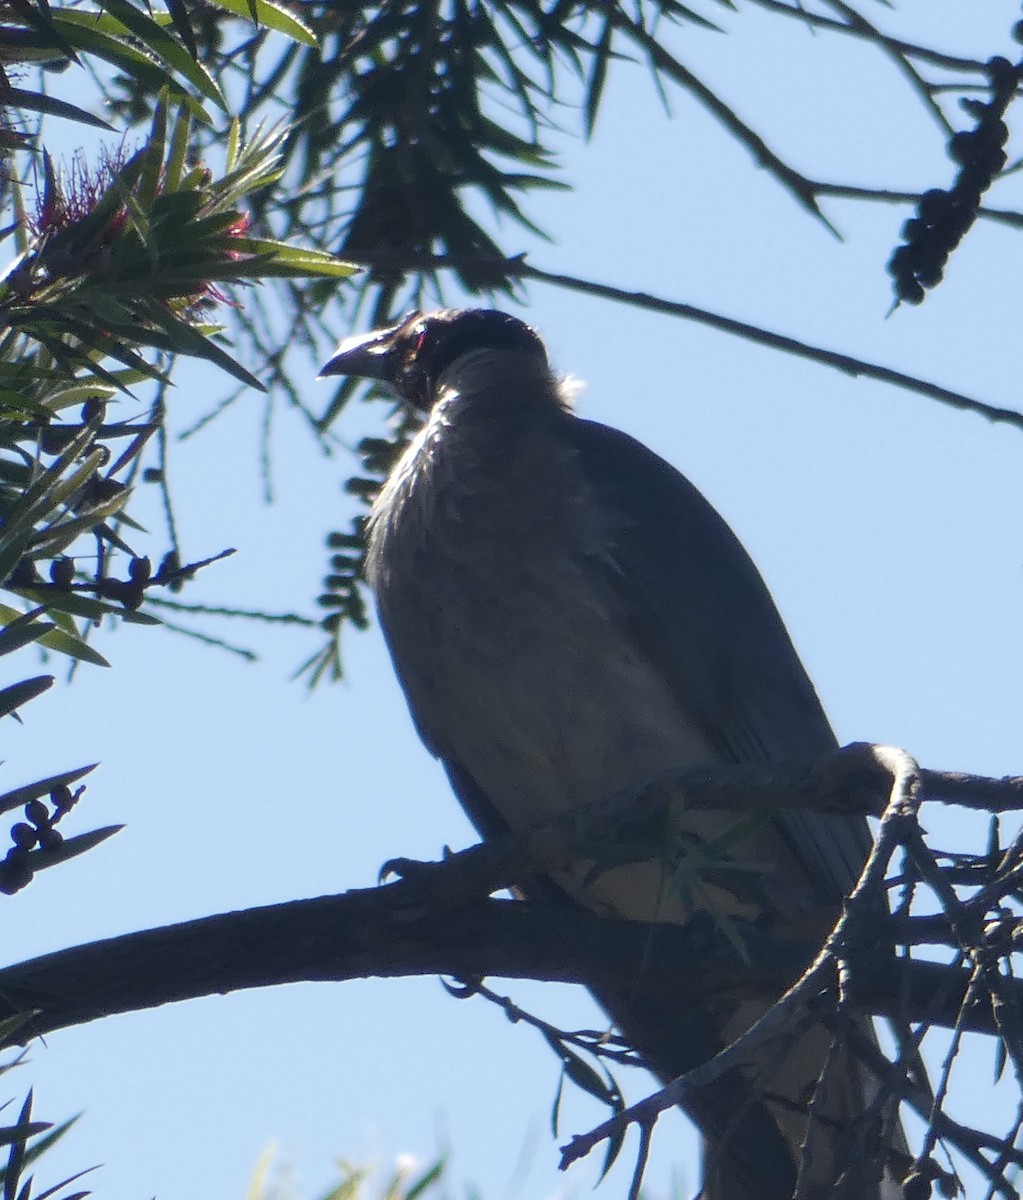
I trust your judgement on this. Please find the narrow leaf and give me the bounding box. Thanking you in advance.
[0,610,55,657]
[13,587,161,624]
[206,0,317,45]
[36,626,111,667]
[227,238,361,278]
[0,676,53,719]
[0,763,97,819]
[96,0,227,110]
[2,87,112,131]
[27,825,124,871]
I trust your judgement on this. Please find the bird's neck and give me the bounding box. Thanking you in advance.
[433,348,570,428]
[365,353,581,586]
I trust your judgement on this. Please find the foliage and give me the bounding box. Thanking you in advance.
[9,2,1023,683]
[40,0,1022,683]
[2,1,1023,1197]
[0,1085,89,1200]
[248,1151,449,1200]
[1,6,354,1189]
[0,2,354,778]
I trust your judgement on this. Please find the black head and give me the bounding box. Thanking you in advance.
[319,309,548,412]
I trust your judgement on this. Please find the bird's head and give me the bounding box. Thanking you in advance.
[319,308,549,413]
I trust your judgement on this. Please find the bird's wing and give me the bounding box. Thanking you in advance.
[566,415,873,898]
[564,417,894,1200]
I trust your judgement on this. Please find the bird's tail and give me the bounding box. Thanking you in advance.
[593,979,905,1200]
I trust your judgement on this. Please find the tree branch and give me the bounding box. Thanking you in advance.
[0,885,1010,1041]
[348,253,1023,434]
[3,735,1022,1183]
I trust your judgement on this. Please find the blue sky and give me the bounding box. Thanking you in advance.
[5,3,1023,1199]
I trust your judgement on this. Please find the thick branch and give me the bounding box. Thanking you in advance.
[0,882,1009,1042]
[3,744,1020,1043]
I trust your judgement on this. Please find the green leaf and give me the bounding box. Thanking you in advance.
[2,87,113,131]
[227,238,361,278]
[0,609,55,657]
[13,587,161,624]
[0,26,75,67]
[0,425,98,571]
[48,14,205,117]
[36,447,108,514]
[225,117,241,173]
[33,381,117,410]
[404,1160,445,1200]
[165,105,192,191]
[206,0,318,45]
[164,0,198,58]
[96,0,227,111]
[38,625,111,667]
[31,498,130,558]
[15,313,168,387]
[142,305,266,390]
[5,0,80,57]
[151,188,209,227]
[137,96,170,214]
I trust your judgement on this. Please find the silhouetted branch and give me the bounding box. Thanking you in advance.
[0,882,1011,1041]
[559,746,925,1168]
[742,0,1002,73]
[559,748,1023,1198]
[345,253,1023,434]
[2,744,1022,1192]
[0,743,1020,1044]
[592,0,838,231]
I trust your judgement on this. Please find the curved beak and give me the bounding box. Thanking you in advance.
[318,323,402,382]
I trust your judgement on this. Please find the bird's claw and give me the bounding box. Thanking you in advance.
[378,853,445,885]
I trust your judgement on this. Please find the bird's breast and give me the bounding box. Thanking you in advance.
[367,400,723,921]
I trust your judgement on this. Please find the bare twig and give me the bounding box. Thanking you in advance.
[560,746,921,1173]
[819,0,955,136]
[348,253,1023,434]
[741,0,1006,73]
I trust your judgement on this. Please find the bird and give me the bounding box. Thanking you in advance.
[321,308,901,1200]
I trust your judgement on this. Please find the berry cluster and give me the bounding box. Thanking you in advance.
[7,548,181,611]
[0,782,82,895]
[3,397,204,611]
[888,47,1022,305]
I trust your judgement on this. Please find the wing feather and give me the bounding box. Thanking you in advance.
[566,416,872,899]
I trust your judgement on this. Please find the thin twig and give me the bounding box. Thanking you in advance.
[627,1120,654,1200]
[560,745,920,1172]
[819,0,955,137]
[350,253,1023,434]
[741,0,1007,72]
[593,0,838,232]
